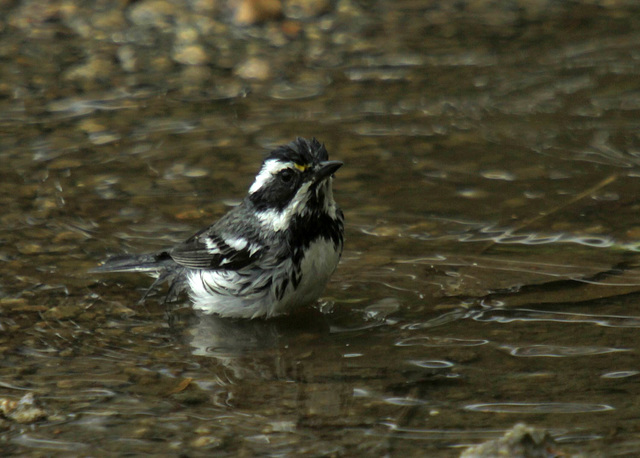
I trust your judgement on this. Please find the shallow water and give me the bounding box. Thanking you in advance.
[3,1,640,456]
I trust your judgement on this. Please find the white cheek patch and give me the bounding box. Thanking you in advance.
[249,159,291,194]
[255,181,313,232]
[256,208,288,232]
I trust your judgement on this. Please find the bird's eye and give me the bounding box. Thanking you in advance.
[279,169,294,183]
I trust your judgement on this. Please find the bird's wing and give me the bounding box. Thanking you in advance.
[169,231,265,271]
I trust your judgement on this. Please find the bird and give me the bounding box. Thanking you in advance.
[91,137,344,319]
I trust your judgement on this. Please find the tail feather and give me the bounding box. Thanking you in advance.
[91,251,187,303]
[89,252,174,274]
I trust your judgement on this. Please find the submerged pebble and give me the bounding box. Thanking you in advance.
[0,393,48,424]
[172,44,210,66]
[460,423,559,458]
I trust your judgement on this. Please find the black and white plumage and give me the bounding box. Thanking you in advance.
[92,137,344,319]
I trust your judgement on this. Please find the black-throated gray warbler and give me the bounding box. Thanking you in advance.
[92,137,344,319]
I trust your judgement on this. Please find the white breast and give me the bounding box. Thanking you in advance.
[281,238,341,309]
[186,238,341,319]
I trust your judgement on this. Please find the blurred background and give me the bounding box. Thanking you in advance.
[2,0,640,455]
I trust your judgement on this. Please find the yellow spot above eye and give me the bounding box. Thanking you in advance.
[294,163,310,172]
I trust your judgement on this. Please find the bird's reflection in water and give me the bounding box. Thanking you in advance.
[174,306,331,380]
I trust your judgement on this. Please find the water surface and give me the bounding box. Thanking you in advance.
[2,1,640,455]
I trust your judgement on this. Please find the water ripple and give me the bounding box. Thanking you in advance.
[364,298,400,321]
[472,308,640,328]
[378,423,515,440]
[480,170,516,181]
[396,336,488,347]
[601,371,640,379]
[12,434,89,452]
[46,89,151,119]
[268,77,328,100]
[464,402,614,414]
[408,360,455,369]
[501,344,629,357]
[463,227,614,248]
[384,396,430,406]
[406,219,640,251]
[402,309,473,330]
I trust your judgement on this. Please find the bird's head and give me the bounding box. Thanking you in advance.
[248,138,342,232]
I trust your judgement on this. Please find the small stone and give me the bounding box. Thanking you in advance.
[15,242,44,254]
[63,55,115,82]
[175,25,200,43]
[0,393,48,424]
[194,426,212,435]
[91,9,127,32]
[78,118,106,134]
[233,0,282,25]
[460,423,559,458]
[180,66,212,86]
[284,0,331,19]
[7,305,49,313]
[57,379,85,389]
[171,389,210,405]
[234,57,272,81]
[88,131,121,146]
[53,231,86,243]
[133,427,154,439]
[107,302,136,317]
[173,44,209,66]
[626,227,640,240]
[128,0,180,30]
[130,323,165,334]
[59,348,74,357]
[175,208,206,220]
[191,435,223,448]
[44,305,81,320]
[0,298,27,307]
[117,45,138,72]
[281,20,302,38]
[149,56,174,72]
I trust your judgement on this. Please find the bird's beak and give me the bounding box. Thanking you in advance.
[314,160,343,183]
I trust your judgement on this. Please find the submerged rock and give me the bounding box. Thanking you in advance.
[0,393,48,424]
[460,423,561,458]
